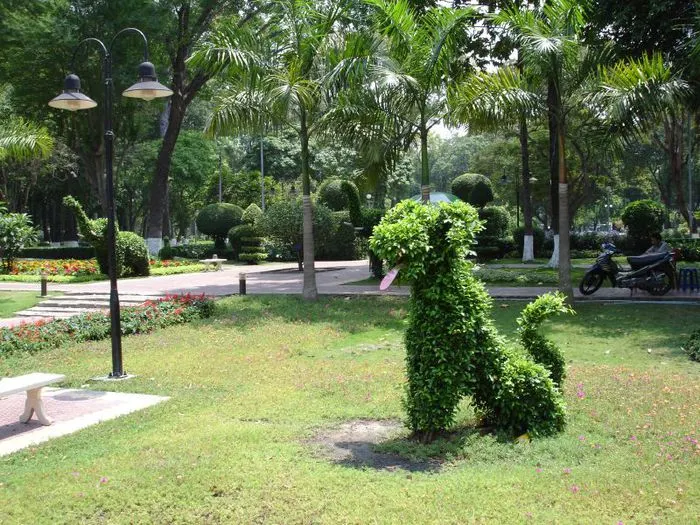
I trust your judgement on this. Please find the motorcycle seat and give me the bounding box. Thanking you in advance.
[627,252,669,269]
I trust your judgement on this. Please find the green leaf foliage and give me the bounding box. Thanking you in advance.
[62,196,149,277]
[196,203,245,249]
[683,329,700,362]
[370,200,566,441]
[620,199,665,252]
[0,210,37,272]
[242,203,264,226]
[450,173,494,208]
[516,292,575,387]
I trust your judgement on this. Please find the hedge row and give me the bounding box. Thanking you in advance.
[0,293,215,356]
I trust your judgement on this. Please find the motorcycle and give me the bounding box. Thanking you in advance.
[579,242,677,296]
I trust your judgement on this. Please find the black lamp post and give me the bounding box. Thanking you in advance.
[49,28,172,378]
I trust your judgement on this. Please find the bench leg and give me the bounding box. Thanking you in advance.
[19,387,53,426]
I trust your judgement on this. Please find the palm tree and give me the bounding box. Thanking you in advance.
[0,117,53,162]
[365,0,475,202]
[450,0,687,299]
[191,0,373,299]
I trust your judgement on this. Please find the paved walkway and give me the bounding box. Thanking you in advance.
[1,260,698,328]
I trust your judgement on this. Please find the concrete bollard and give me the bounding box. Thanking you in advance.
[40,271,48,297]
[239,273,247,295]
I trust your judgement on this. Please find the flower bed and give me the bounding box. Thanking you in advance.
[0,293,215,356]
[11,259,99,276]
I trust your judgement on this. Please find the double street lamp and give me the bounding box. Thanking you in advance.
[49,28,172,378]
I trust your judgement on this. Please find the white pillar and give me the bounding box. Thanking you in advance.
[546,234,559,268]
[522,234,534,262]
[146,237,162,256]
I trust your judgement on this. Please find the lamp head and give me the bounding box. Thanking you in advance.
[122,61,173,101]
[48,73,97,111]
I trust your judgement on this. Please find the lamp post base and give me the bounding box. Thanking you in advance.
[92,373,136,382]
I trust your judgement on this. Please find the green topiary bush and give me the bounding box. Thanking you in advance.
[517,292,574,387]
[683,330,700,362]
[0,211,37,273]
[318,211,356,260]
[621,200,665,253]
[317,178,349,210]
[260,199,334,263]
[63,196,149,277]
[370,200,567,442]
[242,203,264,225]
[228,223,258,258]
[478,205,511,239]
[450,173,494,208]
[118,231,150,277]
[238,236,267,264]
[196,203,244,249]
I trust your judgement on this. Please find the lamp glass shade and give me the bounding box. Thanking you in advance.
[48,73,97,111]
[122,79,173,101]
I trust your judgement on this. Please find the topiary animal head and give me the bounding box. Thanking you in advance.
[370,199,483,281]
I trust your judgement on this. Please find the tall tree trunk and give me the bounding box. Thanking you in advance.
[300,107,317,300]
[146,98,186,253]
[420,110,430,203]
[519,114,535,261]
[546,79,560,268]
[557,128,573,302]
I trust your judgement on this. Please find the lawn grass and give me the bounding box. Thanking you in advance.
[345,266,588,288]
[0,291,43,318]
[1,296,698,523]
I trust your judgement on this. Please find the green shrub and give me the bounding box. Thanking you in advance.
[318,211,356,260]
[672,238,700,262]
[242,203,264,225]
[0,294,214,356]
[62,196,149,277]
[228,223,258,258]
[117,231,150,277]
[683,330,700,362]
[621,200,665,253]
[317,178,348,210]
[478,206,511,239]
[517,292,574,387]
[450,173,494,208]
[260,199,334,258]
[512,226,545,257]
[358,207,385,238]
[370,200,566,441]
[196,203,244,249]
[0,211,38,272]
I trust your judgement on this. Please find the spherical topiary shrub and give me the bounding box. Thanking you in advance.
[196,203,244,249]
[317,178,348,211]
[242,203,264,225]
[478,205,511,240]
[621,199,665,253]
[450,173,494,208]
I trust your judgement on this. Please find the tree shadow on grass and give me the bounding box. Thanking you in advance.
[205,295,409,336]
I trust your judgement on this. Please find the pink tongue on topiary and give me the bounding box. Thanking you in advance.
[380,267,400,291]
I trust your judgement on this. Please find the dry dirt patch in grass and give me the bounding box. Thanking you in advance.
[307,419,440,472]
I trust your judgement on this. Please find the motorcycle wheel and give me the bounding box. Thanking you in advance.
[647,269,674,296]
[579,271,604,295]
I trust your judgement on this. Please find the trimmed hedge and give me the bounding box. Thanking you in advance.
[450,173,494,208]
[18,246,96,260]
[0,294,214,356]
[196,203,244,249]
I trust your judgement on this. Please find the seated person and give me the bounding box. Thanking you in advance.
[644,233,670,254]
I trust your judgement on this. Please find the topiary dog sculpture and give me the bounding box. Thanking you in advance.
[370,200,568,442]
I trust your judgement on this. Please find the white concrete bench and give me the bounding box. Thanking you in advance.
[0,373,65,426]
[199,258,227,271]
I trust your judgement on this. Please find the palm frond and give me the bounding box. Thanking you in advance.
[448,68,543,130]
[0,118,53,162]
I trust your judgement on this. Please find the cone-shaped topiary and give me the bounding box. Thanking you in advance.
[63,196,149,277]
[242,203,264,225]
